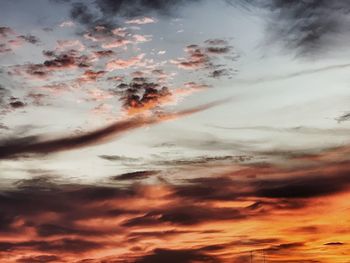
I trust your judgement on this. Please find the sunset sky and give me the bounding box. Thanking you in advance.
[1,0,350,262]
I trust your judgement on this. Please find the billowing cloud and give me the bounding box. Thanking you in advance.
[0,142,350,262]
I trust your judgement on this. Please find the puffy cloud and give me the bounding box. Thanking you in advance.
[171,40,237,78]
[11,49,93,79]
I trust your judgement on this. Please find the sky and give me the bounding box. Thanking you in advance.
[1,0,350,262]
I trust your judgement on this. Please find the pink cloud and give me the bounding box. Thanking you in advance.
[133,34,152,43]
[57,40,85,51]
[101,38,131,49]
[106,54,145,71]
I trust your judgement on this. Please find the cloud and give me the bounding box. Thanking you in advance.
[111,170,160,181]
[106,54,145,70]
[17,34,40,44]
[0,43,12,53]
[323,242,344,246]
[236,0,350,56]
[122,205,245,226]
[9,98,26,109]
[125,17,157,25]
[78,70,106,83]
[0,238,103,254]
[11,49,93,79]
[99,155,139,162]
[336,112,350,123]
[171,40,237,78]
[171,44,209,70]
[94,0,195,18]
[57,40,85,51]
[16,255,61,263]
[0,143,349,262]
[0,26,14,39]
[59,20,75,27]
[0,101,225,159]
[116,79,172,115]
[101,38,131,49]
[67,0,200,32]
[134,248,221,263]
[234,63,350,85]
[93,49,114,58]
[172,160,350,202]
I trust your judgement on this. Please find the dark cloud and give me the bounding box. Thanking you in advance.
[323,242,344,246]
[93,49,114,57]
[253,170,350,199]
[264,242,305,254]
[9,98,26,108]
[126,229,193,242]
[99,154,139,162]
[35,223,101,237]
[172,159,350,202]
[336,112,350,123]
[236,0,350,56]
[12,49,93,79]
[111,170,160,181]
[95,0,194,18]
[134,248,221,263]
[151,155,252,167]
[0,238,103,254]
[122,205,245,226]
[0,101,224,159]
[68,0,201,30]
[0,147,348,261]
[171,41,237,78]
[16,255,61,263]
[0,26,13,37]
[205,47,232,54]
[115,77,172,113]
[209,69,231,78]
[205,39,229,46]
[18,34,40,44]
[42,50,91,69]
[70,2,96,27]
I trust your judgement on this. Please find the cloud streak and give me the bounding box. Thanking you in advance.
[0,100,227,159]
